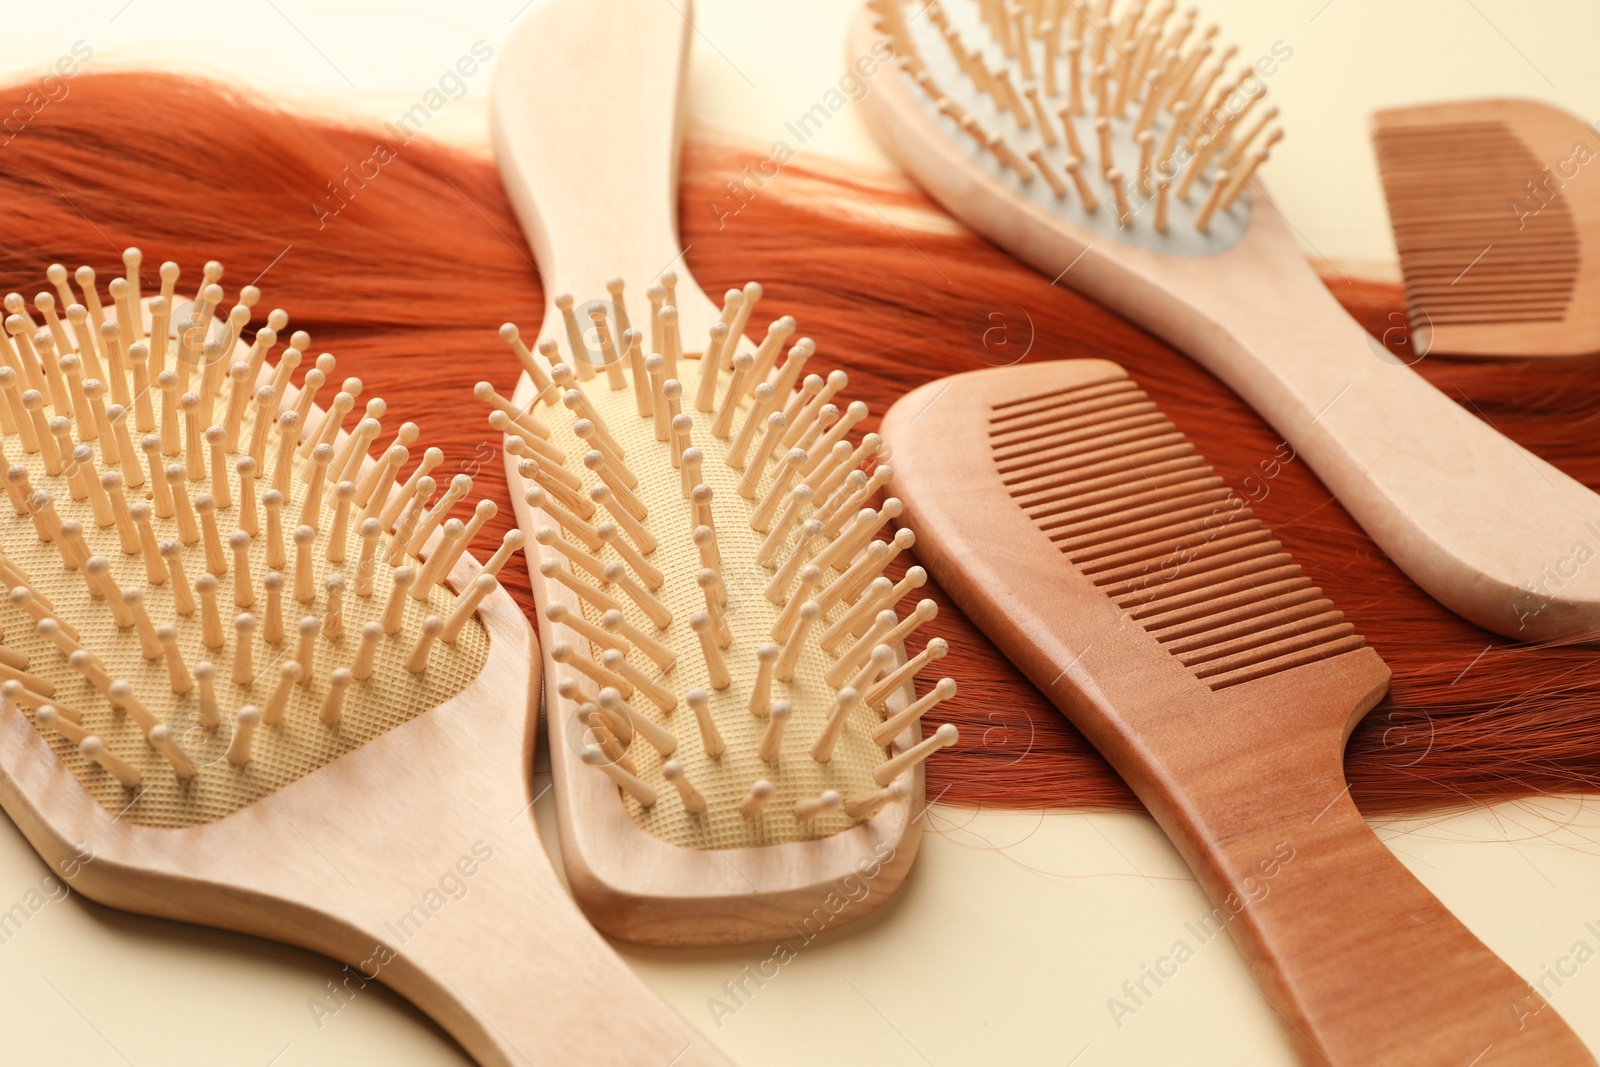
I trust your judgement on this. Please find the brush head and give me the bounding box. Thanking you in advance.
[882,358,1389,754]
[0,250,513,826]
[862,0,1283,249]
[1371,98,1600,357]
[502,279,958,856]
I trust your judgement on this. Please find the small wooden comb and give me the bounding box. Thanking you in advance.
[1372,98,1600,357]
[883,359,1593,1066]
[0,251,730,1066]
[851,0,1600,644]
[489,0,956,946]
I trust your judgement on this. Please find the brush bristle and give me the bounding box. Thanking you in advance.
[990,375,1364,689]
[0,251,508,826]
[505,282,957,845]
[872,0,1284,238]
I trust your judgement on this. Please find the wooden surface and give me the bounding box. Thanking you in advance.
[488,0,926,946]
[849,2,1600,646]
[1372,98,1600,358]
[882,358,1594,1066]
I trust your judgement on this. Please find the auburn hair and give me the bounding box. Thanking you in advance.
[3,70,1599,815]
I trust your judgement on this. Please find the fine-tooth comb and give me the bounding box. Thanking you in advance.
[0,250,732,1067]
[1372,98,1600,357]
[852,0,1600,644]
[489,0,958,946]
[883,359,1594,1067]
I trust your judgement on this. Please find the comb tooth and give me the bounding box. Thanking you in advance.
[1175,605,1348,668]
[1027,461,1214,525]
[1096,529,1277,589]
[985,382,1152,428]
[1075,516,1264,575]
[1009,440,1195,502]
[1144,578,1319,639]
[1190,616,1359,678]
[995,412,1176,473]
[992,399,1159,456]
[987,377,1357,688]
[1049,484,1233,543]
[992,380,1166,424]
[1204,635,1369,690]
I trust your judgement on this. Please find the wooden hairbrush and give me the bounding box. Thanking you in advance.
[883,358,1593,1066]
[489,0,957,946]
[852,0,1600,644]
[0,252,731,1066]
[1372,98,1600,358]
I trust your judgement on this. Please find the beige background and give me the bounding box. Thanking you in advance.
[4,1,1600,1064]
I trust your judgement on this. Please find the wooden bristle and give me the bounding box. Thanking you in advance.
[0,251,500,826]
[510,278,954,841]
[878,0,1279,235]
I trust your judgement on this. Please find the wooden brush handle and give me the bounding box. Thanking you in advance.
[1127,205,1600,645]
[490,0,705,313]
[7,590,731,1067]
[257,739,734,1067]
[1133,666,1594,1066]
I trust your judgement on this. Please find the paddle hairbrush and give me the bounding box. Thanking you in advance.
[852,0,1600,644]
[1372,98,1600,358]
[0,251,731,1066]
[489,0,957,946]
[882,359,1592,1066]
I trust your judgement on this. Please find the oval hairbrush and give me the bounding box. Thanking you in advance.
[882,359,1592,1066]
[0,253,730,1066]
[490,0,957,945]
[852,0,1600,644]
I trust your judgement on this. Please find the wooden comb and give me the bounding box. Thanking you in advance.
[851,0,1600,644]
[488,0,956,946]
[1372,98,1600,357]
[0,252,731,1066]
[883,359,1593,1066]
